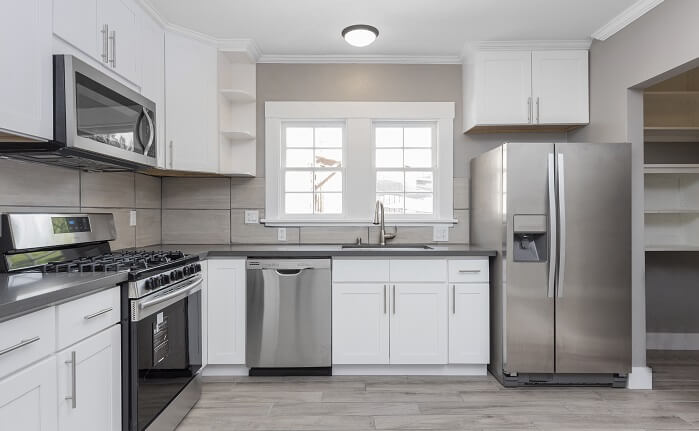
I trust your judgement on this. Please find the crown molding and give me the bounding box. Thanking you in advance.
[257,54,462,64]
[461,39,592,62]
[591,0,664,41]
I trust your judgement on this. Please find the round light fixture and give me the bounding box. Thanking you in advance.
[342,24,379,47]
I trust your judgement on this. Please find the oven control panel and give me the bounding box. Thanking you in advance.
[142,263,202,291]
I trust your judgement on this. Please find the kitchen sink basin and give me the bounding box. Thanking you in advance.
[341,244,434,250]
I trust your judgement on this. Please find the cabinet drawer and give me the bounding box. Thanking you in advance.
[389,260,447,282]
[0,307,55,379]
[448,259,489,283]
[333,259,389,282]
[57,286,120,350]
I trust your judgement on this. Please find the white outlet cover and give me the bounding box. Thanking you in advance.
[277,228,287,241]
[129,210,137,227]
[244,210,260,224]
[433,225,449,242]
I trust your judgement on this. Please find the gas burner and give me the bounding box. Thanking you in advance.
[39,250,188,274]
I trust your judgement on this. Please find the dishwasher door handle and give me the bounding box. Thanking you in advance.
[274,269,307,276]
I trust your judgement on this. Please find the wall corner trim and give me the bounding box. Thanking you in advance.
[591,0,665,41]
[627,366,653,389]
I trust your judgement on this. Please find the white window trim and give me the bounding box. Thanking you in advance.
[265,101,455,226]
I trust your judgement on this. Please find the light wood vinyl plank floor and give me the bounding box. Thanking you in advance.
[176,350,699,430]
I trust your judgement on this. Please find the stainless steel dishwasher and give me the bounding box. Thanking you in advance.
[246,259,331,375]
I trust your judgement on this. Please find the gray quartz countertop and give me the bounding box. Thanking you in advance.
[136,244,497,259]
[0,271,128,323]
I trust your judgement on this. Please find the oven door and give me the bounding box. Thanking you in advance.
[55,55,157,168]
[128,275,202,431]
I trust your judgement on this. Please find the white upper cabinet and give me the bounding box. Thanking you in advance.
[165,31,219,173]
[140,13,165,168]
[531,50,589,125]
[53,0,141,86]
[464,48,589,132]
[0,0,53,140]
[474,51,533,126]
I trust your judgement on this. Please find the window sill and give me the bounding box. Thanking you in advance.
[261,218,458,227]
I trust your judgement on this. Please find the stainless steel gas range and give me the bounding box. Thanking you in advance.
[0,213,202,431]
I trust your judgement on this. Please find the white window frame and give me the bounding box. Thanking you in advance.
[265,101,455,226]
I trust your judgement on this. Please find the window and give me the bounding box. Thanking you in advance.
[282,124,345,215]
[375,124,435,215]
[265,102,454,225]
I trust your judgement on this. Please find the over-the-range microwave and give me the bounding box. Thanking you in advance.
[0,55,156,171]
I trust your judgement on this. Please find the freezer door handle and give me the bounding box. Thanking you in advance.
[556,153,567,297]
[547,153,557,298]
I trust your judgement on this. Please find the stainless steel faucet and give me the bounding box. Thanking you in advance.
[373,200,397,245]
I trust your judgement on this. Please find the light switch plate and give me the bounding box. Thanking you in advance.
[277,228,287,241]
[129,210,137,227]
[244,210,259,224]
[433,225,449,242]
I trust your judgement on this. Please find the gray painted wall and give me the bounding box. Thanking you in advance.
[569,0,699,365]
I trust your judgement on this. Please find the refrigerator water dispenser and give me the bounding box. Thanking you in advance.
[513,215,548,262]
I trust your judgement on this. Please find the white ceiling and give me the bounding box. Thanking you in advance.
[145,0,638,58]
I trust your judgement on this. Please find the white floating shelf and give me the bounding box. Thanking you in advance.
[221,130,255,140]
[644,164,699,174]
[645,209,699,214]
[644,127,699,143]
[645,245,699,252]
[219,89,256,103]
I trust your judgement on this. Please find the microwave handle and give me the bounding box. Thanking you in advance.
[143,108,155,156]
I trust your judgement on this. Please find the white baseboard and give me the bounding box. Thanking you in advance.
[627,366,653,389]
[202,364,249,376]
[647,332,699,350]
[333,364,487,376]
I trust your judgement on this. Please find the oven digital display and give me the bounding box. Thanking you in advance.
[51,216,91,234]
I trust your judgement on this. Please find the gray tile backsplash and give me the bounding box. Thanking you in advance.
[135,174,162,209]
[230,178,265,208]
[163,178,230,209]
[81,172,135,208]
[162,209,231,244]
[300,227,370,244]
[136,209,162,247]
[230,209,300,244]
[0,159,80,207]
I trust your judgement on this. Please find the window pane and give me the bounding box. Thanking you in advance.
[285,193,313,214]
[315,127,342,147]
[376,171,404,192]
[405,193,433,214]
[376,149,403,168]
[404,127,432,148]
[404,149,431,168]
[375,127,403,148]
[315,149,342,168]
[377,193,404,214]
[405,171,433,192]
[286,127,313,147]
[285,171,313,192]
[315,193,342,214]
[286,149,313,167]
[314,171,342,192]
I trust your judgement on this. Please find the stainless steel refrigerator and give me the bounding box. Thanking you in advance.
[470,142,631,387]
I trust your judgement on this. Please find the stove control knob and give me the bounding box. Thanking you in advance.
[144,279,153,290]
[160,274,168,285]
[177,270,184,279]
[195,263,202,272]
[183,266,190,276]
[152,277,161,288]
[170,270,177,280]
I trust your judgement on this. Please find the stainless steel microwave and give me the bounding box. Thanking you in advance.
[0,55,157,171]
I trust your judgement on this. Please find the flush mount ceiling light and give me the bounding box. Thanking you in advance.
[341,24,379,47]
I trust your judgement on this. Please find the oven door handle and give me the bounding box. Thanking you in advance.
[139,278,203,310]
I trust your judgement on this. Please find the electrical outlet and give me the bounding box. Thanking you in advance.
[244,210,259,224]
[277,228,287,241]
[129,210,137,227]
[433,225,449,242]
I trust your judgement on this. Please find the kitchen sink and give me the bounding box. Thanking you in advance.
[341,244,434,250]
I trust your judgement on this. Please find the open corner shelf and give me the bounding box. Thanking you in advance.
[644,164,699,174]
[644,127,699,143]
[221,130,255,140]
[219,89,256,103]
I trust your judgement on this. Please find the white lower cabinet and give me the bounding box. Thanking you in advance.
[332,283,390,364]
[0,356,57,431]
[57,325,121,431]
[449,283,489,364]
[207,258,246,364]
[390,283,448,364]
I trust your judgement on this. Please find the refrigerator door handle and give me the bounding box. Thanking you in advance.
[556,153,567,297]
[547,153,557,298]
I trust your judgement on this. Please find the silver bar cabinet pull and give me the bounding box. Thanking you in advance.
[547,153,557,298]
[536,97,541,124]
[527,97,532,123]
[101,24,109,63]
[169,140,174,168]
[458,269,481,274]
[392,285,396,314]
[383,285,387,314]
[452,285,456,314]
[84,307,112,320]
[0,336,40,356]
[109,30,116,67]
[556,152,567,297]
[65,351,77,408]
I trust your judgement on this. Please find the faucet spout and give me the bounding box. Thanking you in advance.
[373,200,396,246]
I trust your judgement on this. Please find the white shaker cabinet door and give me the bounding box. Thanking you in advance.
[332,283,390,365]
[449,283,489,364]
[165,31,218,173]
[98,0,140,85]
[531,50,589,125]
[475,51,532,126]
[57,326,121,431]
[0,356,57,431]
[207,259,246,364]
[390,283,448,365]
[0,0,53,140]
[53,0,100,60]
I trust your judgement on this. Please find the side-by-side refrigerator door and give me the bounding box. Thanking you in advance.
[554,142,632,374]
[504,142,555,374]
